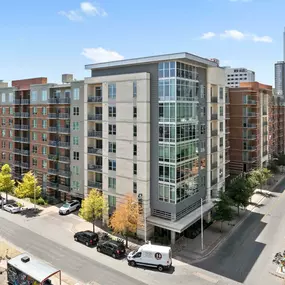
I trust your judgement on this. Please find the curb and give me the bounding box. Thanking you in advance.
[190,175,285,264]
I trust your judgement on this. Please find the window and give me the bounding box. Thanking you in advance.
[108,195,116,208]
[9,130,13,138]
[9,142,12,150]
[220,106,223,116]
[73,122,79,131]
[108,106,116,118]
[9,154,13,161]
[133,182,137,194]
[1,93,5,103]
[133,144,137,156]
[1,141,5,148]
[1,118,5,126]
[108,142,116,153]
[42,90,47,101]
[133,163,137,175]
[2,107,5,114]
[108,160,116,171]
[42,146,47,155]
[108,83,116,99]
[133,81,137,98]
[42,133,47,142]
[33,107,37,114]
[73,166,80,175]
[32,145,38,154]
[42,160,47,169]
[73,88,80,100]
[73,107,79,116]
[73,136,79,145]
[133,125,137,137]
[108,177,116,189]
[31,91,37,102]
[73,151,79,160]
[32,158,37,166]
[200,124,206,135]
[42,107,47,115]
[9,93,13,103]
[32,119,37,128]
[72,181,80,190]
[108,124,116,135]
[220,137,223,147]
[9,107,13,115]
[32,132,37,141]
[219,87,224,100]
[220,122,223,132]
[133,107,137,118]
[2,130,5,137]
[42,120,47,128]
[1,152,5,159]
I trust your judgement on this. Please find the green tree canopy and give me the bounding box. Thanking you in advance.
[79,189,106,233]
[249,168,272,190]
[0,164,15,201]
[14,171,41,199]
[214,192,234,232]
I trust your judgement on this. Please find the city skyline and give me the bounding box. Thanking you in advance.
[0,0,284,85]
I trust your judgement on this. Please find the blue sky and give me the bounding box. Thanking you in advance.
[0,0,284,85]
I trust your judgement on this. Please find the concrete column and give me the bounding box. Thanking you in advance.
[171,231,176,245]
[204,211,212,223]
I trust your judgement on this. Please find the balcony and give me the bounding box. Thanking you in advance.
[14,148,21,154]
[49,127,58,133]
[246,112,256,117]
[211,130,218,136]
[88,130,102,138]
[58,127,70,134]
[58,184,70,192]
[211,178,218,186]
[58,113,70,119]
[21,125,29,130]
[14,124,21,130]
[59,156,70,163]
[47,182,58,189]
[88,164,103,172]
[211,114,218,120]
[18,137,29,143]
[14,112,21,117]
[211,146,218,153]
[22,162,29,169]
[247,124,257,128]
[226,113,230,119]
[88,114,103,121]
[48,113,57,118]
[13,99,21,104]
[246,99,256,105]
[225,171,230,178]
[211,162,218,169]
[21,150,29,156]
[48,168,59,175]
[58,141,70,148]
[21,112,29,118]
[21,99,30,105]
[225,128,230,134]
[49,141,58,147]
[14,160,21,167]
[88,180,102,189]
[58,98,70,104]
[88,96,102,103]
[58,170,71,178]
[48,154,58,160]
[244,146,257,151]
[14,137,21,142]
[48,98,58,104]
[211,97,218,103]
[88,147,103,155]
[243,134,256,140]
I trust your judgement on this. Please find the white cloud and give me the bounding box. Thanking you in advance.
[82,47,124,63]
[201,32,216,39]
[252,35,273,43]
[80,2,107,16]
[220,30,246,40]
[58,10,83,22]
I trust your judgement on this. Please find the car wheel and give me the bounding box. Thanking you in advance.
[66,210,69,215]
[157,265,164,272]
[85,241,89,246]
[74,237,78,242]
[112,253,117,259]
[130,260,136,267]
[97,247,101,252]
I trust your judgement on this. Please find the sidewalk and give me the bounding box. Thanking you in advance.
[173,173,285,264]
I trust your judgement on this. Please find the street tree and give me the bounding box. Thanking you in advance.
[109,194,143,248]
[214,192,234,232]
[0,164,15,202]
[14,171,41,199]
[249,168,272,191]
[227,176,252,216]
[79,189,106,233]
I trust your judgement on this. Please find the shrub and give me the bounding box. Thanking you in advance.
[37,197,46,205]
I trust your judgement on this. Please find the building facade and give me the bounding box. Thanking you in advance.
[228,82,271,174]
[85,53,227,243]
[225,67,255,88]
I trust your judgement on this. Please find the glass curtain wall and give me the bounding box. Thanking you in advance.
[158,61,200,204]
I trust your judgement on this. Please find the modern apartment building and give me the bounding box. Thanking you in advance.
[274,61,285,97]
[228,82,271,174]
[225,67,255,88]
[85,52,227,243]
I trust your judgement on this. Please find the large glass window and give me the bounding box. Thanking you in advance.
[158,79,175,101]
[42,90,47,101]
[177,141,198,162]
[176,159,199,183]
[159,124,175,142]
[108,83,116,99]
[73,88,80,100]
[158,62,175,78]
[159,164,175,183]
[176,176,198,203]
[31,91,37,102]
[159,103,175,122]
[159,144,175,163]
[176,124,198,142]
[176,79,199,101]
[176,103,197,122]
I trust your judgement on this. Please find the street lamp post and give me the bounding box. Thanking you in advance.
[201,197,207,251]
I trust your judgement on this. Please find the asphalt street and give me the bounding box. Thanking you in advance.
[195,177,285,285]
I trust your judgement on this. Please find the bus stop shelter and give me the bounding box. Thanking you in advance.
[7,253,61,285]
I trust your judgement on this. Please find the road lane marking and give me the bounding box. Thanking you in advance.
[193,272,218,283]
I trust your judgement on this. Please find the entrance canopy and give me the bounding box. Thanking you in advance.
[147,202,214,233]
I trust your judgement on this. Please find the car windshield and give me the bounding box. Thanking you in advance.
[62,204,70,208]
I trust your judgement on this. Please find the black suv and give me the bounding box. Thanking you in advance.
[74,231,99,247]
[97,240,126,258]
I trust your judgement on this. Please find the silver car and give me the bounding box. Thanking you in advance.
[4,203,21,213]
[59,200,80,215]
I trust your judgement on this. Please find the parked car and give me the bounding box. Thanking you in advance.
[97,240,126,259]
[3,203,21,213]
[59,200,80,215]
[74,230,99,247]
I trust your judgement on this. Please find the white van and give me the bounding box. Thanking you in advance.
[127,242,172,272]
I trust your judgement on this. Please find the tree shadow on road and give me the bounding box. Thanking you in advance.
[192,211,267,283]
[19,208,43,218]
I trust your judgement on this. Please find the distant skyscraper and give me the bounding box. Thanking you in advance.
[274,61,285,97]
[224,67,255,88]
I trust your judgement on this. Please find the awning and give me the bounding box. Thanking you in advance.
[147,202,214,233]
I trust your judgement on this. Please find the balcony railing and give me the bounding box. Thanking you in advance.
[58,98,70,104]
[211,114,218,120]
[14,149,21,154]
[48,113,57,118]
[48,168,59,175]
[88,164,103,172]
[48,154,58,160]
[21,125,29,130]
[88,114,103,121]
[88,130,103,138]
[59,156,70,162]
[225,128,230,134]
[243,135,256,140]
[88,96,102,103]
[211,146,218,153]
[211,130,218,136]
[20,137,29,143]
[14,161,21,167]
[14,124,21,130]
[211,97,218,103]
[47,182,58,189]
[58,170,71,178]
[21,112,29,117]
[58,113,70,119]
[247,124,257,128]
[58,127,70,133]
[48,98,58,104]
[246,99,256,105]
[21,99,30,105]
[22,162,29,169]
[21,150,29,155]
[58,141,70,148]
[49,141,58,147]
[211,162,218,169]
[14,112,21,117]
[58,184,70,192]
[87,147,103,155]
[244,146,257,151]
[13,99,21,104]
[246,112,256,117]
[211,179,218,186]
[49,127,58,132]
[14,137,21,142]
[88,180,102,189]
